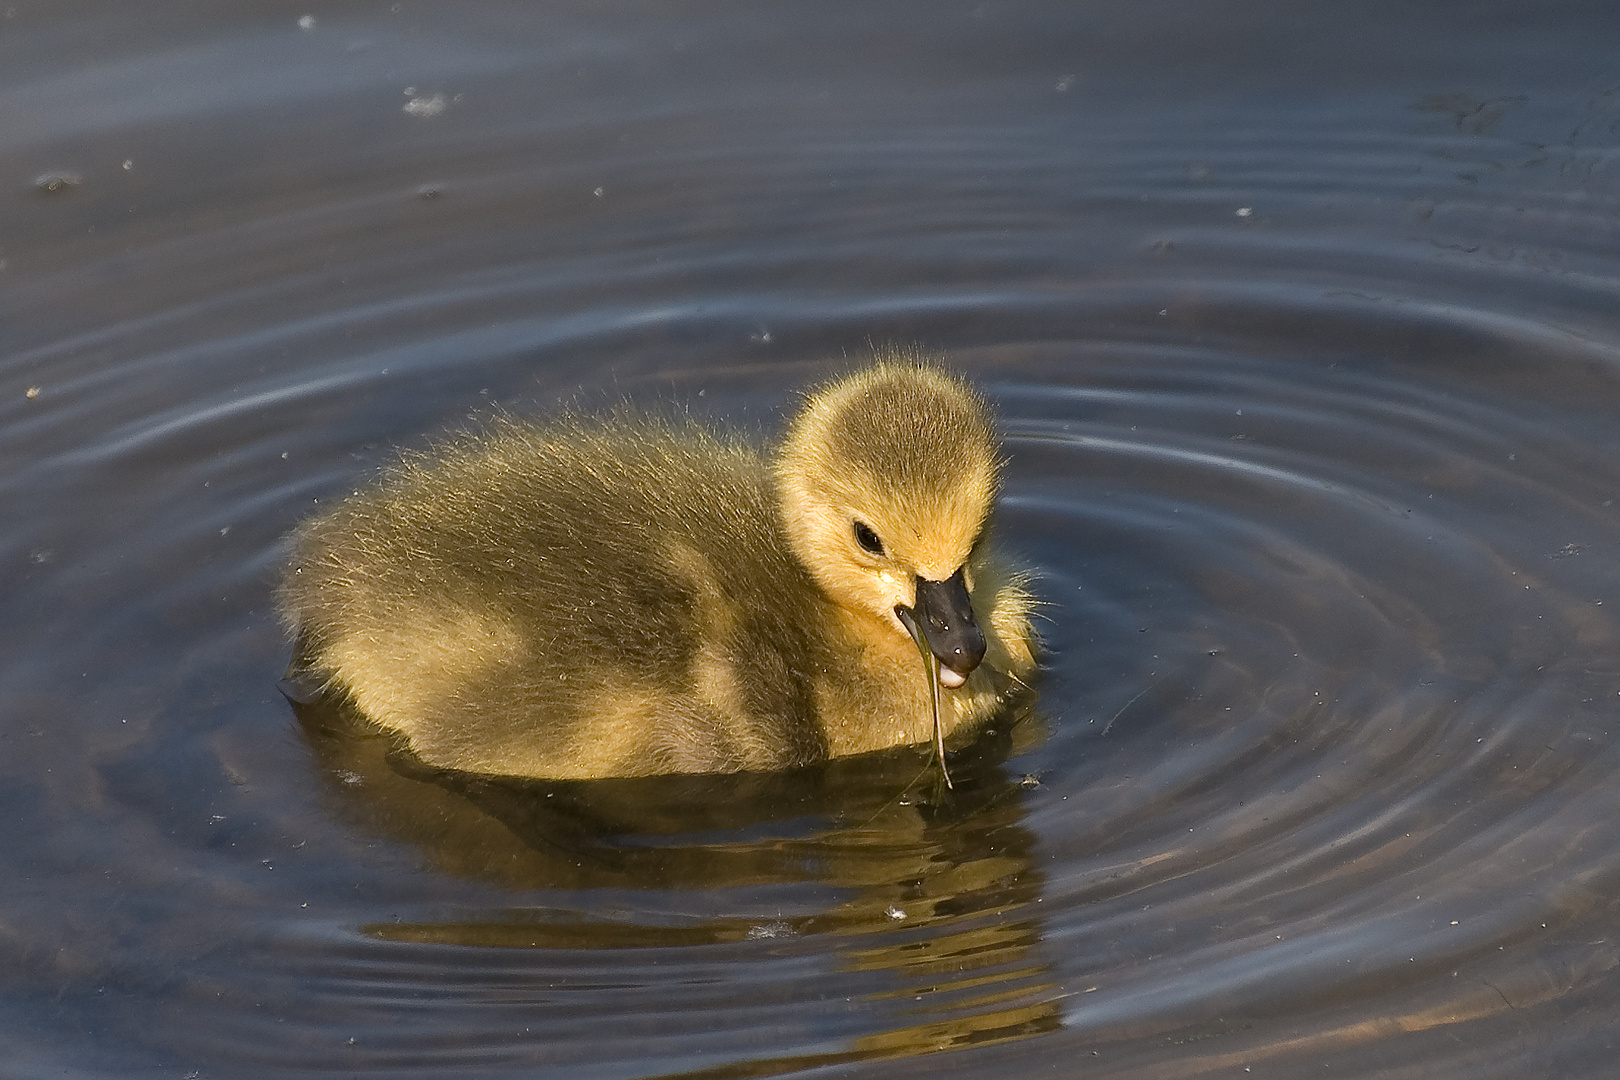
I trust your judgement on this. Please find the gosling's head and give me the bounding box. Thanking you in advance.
[775,358,1001,687]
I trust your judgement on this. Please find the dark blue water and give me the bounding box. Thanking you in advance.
[6,1,1620,1076]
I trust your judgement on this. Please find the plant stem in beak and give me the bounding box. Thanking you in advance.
[896,606,953,789]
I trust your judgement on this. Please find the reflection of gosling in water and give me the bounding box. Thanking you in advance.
[278,355,1037,780]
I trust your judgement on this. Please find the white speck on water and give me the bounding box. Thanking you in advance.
[884,906,906,921]
[593,186,605,197]
[34,172,82,193]
[121,159,133,170]
[1054,74,1076,91]
[297,14,315,30]
[1236,206,1253,217]
[746,920,795,939]
[25,386,40,399]
[402,93,447,118]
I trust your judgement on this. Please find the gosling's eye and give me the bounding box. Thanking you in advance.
[852,520,885,556]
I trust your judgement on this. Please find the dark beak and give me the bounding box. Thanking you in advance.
[896,568,986,680]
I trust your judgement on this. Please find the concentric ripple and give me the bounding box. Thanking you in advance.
[991,341,1620,1072]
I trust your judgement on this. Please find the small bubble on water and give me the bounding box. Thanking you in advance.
[297,14,315,30]
[1235,206,1253,217]
[402,93,447,118]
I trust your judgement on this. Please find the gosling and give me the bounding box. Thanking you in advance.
[277,356,1037,780]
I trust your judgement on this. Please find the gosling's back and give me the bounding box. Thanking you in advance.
[279,415,834,777]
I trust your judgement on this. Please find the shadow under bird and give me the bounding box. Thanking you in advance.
[277,354,1037,781]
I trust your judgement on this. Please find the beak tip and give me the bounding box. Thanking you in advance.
[903,568,986,684]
